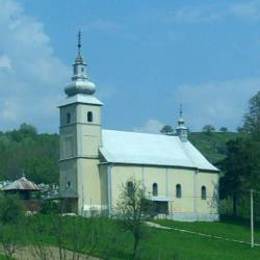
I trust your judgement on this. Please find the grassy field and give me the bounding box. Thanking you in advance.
[153,217,260,259]
[8,215,259,259]
[155,216,260,242]
[1,214,260,259]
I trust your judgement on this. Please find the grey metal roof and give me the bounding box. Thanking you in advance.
[2,177,40,191]
[58,94,103,107]
[100,129,219,172]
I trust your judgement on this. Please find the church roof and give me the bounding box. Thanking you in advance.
[100,130,219,172]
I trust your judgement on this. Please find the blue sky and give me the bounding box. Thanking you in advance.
[0,0,259,133]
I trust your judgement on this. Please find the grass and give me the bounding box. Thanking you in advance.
[21,215,260,259]
[154,216,259,242]
[2,214,260,259]
[143,227,260,260]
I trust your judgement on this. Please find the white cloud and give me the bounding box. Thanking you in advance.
[167,5,223,24]
[134,119,164,134]
[174,77,260,131]
[0,55,12,70]
[165,0,260,24]
[0,0,69,132]
[87,19,122,33]
[1,99,18,121]
[230,0,260,20]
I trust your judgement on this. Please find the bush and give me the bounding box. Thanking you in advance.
[0,194,25,259]
[0,194,24,225]
[40,200,59,214]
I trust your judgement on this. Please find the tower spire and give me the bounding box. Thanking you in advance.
[77,30,82,56]
[64,32,96,97]
[179,104,183,118]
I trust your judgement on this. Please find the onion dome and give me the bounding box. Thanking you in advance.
[65,31,96,96]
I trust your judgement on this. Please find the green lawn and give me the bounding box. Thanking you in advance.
[154,217,260,243]
[2,214,260,259]
[20,215,260,259]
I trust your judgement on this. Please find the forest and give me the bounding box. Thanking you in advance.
[0,124,59,184]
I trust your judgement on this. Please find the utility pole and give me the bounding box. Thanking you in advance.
[250,189,254,248]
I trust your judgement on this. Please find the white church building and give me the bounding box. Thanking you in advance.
[59,34,219,221]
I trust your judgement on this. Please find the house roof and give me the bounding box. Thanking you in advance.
[2,177,40,191]
[99,129,219,172]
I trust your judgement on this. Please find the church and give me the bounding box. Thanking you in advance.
[59,34,219,221]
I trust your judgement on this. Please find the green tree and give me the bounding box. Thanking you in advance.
[220,137,260,216]
[0,126,59,184]
[202,124,215,135]
[220,91,260,216]
[117,178,154,259]
[243,91,260,137]
[160,125,174,135]
[0,195,25,259]
[0,194,24,225]
[219,138,247,216]
[220,127,228,132]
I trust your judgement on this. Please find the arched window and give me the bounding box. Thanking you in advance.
[66,181,71,189]
[87,111,93,122]
[152,183,158,196]
[201,186,207,200]
[176,184,182,198]
[66,113,71,124]
[127,181,134,196]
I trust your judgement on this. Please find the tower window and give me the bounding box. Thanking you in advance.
[87,111,93,122]
[176,184,182,198]
[152,183,158,196]
[201,186,207,200]
[66,113,71,124]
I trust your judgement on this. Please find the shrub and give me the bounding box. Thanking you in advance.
[0,194,24,225]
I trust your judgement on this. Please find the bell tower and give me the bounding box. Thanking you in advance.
[59,32,103,214]
[176,105,188,142]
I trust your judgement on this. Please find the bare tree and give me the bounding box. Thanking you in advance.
[116,178,154,259]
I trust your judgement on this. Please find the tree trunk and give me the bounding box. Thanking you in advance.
[132,234,139,260]
[232,193,237,217]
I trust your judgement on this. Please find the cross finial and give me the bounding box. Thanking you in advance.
[179,104,183,118]
[77,30,82,55]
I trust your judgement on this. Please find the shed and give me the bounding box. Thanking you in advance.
[2,176,40,200]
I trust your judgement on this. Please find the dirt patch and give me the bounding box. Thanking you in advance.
[2,245,100,260]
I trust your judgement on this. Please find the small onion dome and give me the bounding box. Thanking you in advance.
[65,79,96,96]
[178,117,185,125]
[74,54,85,65]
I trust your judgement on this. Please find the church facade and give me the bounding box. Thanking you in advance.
[59,35,219,221]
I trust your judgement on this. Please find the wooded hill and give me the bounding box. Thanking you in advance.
[0,123,237,185]
[189,131,239,164]
[0,123,59,184]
